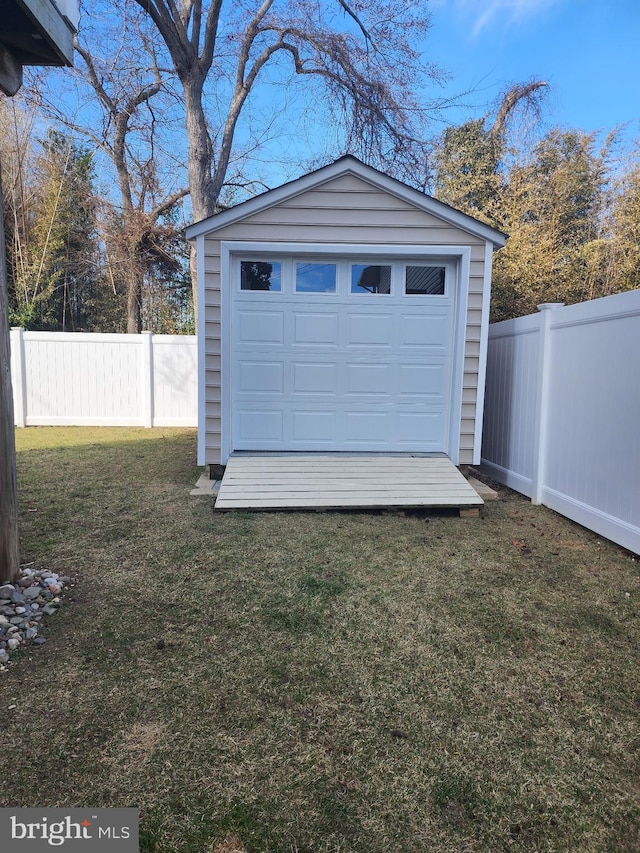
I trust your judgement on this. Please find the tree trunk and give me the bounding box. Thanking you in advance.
[183,76,218,322]
[126,269,142,334]
[0,160,20,584]
[183,76,216,224]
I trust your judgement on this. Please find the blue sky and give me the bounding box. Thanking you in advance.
[425,0,640,146]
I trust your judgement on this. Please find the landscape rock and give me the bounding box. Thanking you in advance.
[0,567,73,665]
[23,587,43,600]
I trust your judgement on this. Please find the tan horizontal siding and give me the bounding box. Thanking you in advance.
[469,273,485,293]
[467,310,483,328]
[459,448,473,465]
[206,401,221,417]
[205,254,221,274]
[311,174,379,193]
[204,304,220,323]
[460,417,475,435]
[246,205,455,230]
[205,321,220,340]
[461,403,476,420]
[208,223,485,246]
[463,368,478,383]
[469,260,485,278]
[465,339,481,358]
[466,324,482,342]
[280,188,426,212]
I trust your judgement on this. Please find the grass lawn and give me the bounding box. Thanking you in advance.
[2,427,639,852]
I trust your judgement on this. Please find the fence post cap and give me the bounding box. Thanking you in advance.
[537,302,564,311]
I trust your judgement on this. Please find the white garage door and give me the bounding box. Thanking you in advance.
[230,256,456,453]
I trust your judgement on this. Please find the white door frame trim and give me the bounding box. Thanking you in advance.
[220,241,471,465]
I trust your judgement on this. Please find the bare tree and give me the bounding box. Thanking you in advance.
[35,7,190,332]
[132,0,446,297]
[74,31,188,332]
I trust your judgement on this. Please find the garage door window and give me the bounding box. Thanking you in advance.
[351,264,392,295]
[240,260,282,291]
[295,262,337,293]
[405,265,446,295]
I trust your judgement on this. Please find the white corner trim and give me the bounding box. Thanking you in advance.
[220,240,473,462]
[473,242,495,465]
[220,243,233,464]
[219,240,470,260]
[446,247,471,465]
[196,234,207,466]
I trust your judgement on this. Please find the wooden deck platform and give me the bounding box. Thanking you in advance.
[215,454,484,513]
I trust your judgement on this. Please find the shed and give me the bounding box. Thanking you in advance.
[186,156,506,477]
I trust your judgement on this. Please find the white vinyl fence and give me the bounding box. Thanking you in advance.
[10,329,197,428]
[481,291,640,555]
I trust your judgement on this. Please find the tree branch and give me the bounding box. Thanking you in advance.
[150,187,189,221]
[337,0,371,44]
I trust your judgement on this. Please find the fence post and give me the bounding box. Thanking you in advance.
[10,328,26,428]
[531,303,564,504]
[141,331,154,428]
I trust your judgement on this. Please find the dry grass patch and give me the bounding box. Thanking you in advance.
[102,722,169,773]
[210,834,249,853]
[2,427,639,852]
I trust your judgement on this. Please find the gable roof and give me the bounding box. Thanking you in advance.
[185,155,507,247]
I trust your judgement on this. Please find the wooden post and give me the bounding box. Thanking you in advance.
[0,159,20,583]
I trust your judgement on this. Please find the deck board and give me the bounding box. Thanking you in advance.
[215,455,483,511]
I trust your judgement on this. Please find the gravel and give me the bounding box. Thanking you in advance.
[0,567,72,667]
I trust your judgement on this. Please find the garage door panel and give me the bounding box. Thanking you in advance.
[238,310,284,344]
[238,361,283,393]
[400,313,449,349]
[237,410,283,441]
[292,410,336,441]
[348,314,393,346]
[294,312,338,345]
[346,362,391,395]
[398,363,446,396]
[292,362,337,394]
[344,410,390,442]
[396,411,445,445]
